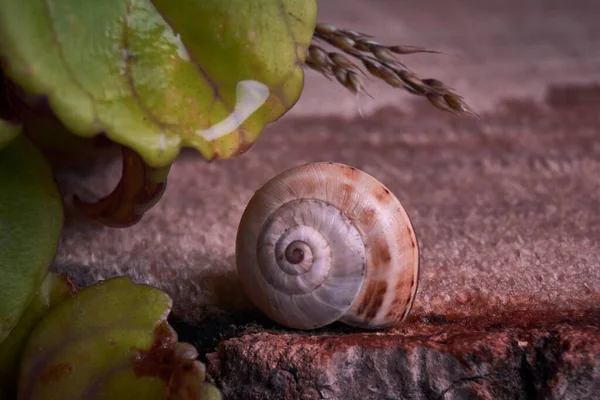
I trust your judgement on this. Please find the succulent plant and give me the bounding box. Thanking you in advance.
[0,272,76,398]
[0,126,221,397]
[0,273,221,399]
[0,0,318,227]
[0,126,63,344]
[17,276,220,400]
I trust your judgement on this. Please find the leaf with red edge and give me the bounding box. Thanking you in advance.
[18,277,221,400]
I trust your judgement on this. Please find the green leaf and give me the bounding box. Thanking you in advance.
[0,128,64,344]
[0,272,75,397]
[18,277,219,399]
[0,119,20,151]
[0,0,317,167]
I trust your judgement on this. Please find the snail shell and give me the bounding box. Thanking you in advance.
[235,162,419,330]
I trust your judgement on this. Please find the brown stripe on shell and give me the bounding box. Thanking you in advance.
[356,279,388,320]
[403,225,419,296]
[341,164,361,182]
[395,275,410,294]
[372,208,418,325]
[384,259,418,322]
[382,263,416,322]
[400,226,419,275]
[373,185,393,204]
[385,294,413,321]
[370,240,392,268]
[338,163,419,327]
[337,182,356,211]
[358,207,377,228]
[406,226,416,244]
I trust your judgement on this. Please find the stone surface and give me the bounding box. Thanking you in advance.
[203,311,600,400]
[52,85,600,323]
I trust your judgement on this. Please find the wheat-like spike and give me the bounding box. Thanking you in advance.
[306,44,334,78]
[306,22,478,117]
[328,52,367,76]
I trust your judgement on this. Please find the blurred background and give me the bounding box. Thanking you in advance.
[295,0,600,118]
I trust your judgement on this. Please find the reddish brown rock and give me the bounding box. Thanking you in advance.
[205,312,600,400]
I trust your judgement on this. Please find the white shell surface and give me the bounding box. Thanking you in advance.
[235,162,419,330]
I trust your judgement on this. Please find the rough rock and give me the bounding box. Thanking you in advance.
[204,311,600,400]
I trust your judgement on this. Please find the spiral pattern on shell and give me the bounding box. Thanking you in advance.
[236,162,419,330]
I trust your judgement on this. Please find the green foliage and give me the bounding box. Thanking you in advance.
[0,0,317,167]
[0,120,19,151]
[0,273,75,397]
[0,126,63,344]
[18,277,220,399]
